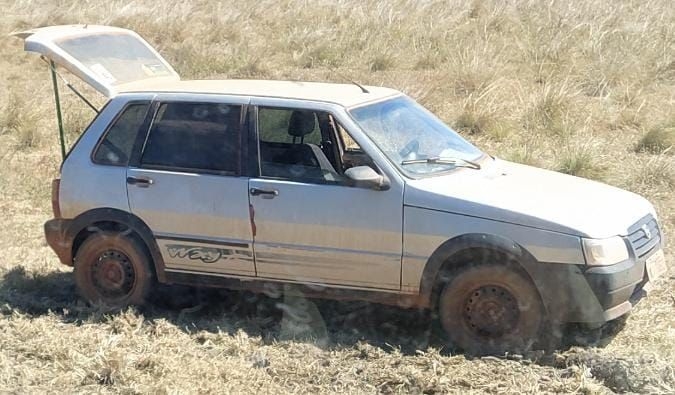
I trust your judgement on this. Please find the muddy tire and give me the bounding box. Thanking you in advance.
[74,231,154,309]
[438,264,543,355]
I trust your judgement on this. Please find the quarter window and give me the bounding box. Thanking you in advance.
[337,122,361,151]
[141,102,242,174]
[93,102,149,166]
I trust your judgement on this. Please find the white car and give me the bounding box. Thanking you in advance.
[17,25,667,354]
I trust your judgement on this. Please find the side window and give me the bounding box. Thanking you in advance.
[258,107,341,183]
[141,102,241,174]
[93,102,149,166]
[258,108,321,144]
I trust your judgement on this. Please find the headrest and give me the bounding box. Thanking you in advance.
[288,110,316,137]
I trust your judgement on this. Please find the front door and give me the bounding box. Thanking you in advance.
[127,96,256,277]
[249,105,403,290]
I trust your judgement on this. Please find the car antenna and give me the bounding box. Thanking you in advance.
[351,80,370,94]
[329,67,369,93]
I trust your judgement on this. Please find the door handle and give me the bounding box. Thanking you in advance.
[249,187,278,197]
[126,176,154,188]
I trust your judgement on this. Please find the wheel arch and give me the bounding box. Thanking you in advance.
[418,233,542,310]
[67,208,167,282]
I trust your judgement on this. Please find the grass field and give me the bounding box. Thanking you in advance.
[1,0,674,392]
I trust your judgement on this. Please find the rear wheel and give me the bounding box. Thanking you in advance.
[438,264,543,355]
[74,231,154,309]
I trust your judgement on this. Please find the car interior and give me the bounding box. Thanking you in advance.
[258,108,376,183]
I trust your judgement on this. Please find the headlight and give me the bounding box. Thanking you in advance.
[582,236,629,266]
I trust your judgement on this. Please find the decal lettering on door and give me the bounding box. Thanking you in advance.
[166,244,250,264]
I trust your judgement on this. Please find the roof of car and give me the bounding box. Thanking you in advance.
[116,79,402,107]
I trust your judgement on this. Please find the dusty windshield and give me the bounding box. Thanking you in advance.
[349,96,483,176]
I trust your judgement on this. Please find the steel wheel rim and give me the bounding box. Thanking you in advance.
[91,249,135,299]
[463,285,520,338]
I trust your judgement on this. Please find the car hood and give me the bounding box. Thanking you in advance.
[404,159,656,239]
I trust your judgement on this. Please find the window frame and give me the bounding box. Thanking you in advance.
[134,99,248,177]
[90,100,151,167]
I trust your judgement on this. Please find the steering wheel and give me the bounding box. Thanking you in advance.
[398,139,420,159]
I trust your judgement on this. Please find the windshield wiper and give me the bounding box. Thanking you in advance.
[400,156,481,170]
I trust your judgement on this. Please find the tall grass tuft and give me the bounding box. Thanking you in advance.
[63,108,93,143]
[1,93,40,149]
[369,53,395,72]
[632,155,675,189]
[557,145,606,180]
[635,125,675,155]
[525,83,573,132]
[454,109,492,135]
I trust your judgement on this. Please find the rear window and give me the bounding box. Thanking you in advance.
[92,102,150,166]
[57,34,173,85]
[141,102,242,174]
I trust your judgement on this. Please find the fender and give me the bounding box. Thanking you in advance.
[418,233,540,306]
[67,208,167,282]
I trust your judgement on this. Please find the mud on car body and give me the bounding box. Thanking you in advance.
[18,25,668,355]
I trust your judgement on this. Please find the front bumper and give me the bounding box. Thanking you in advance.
[44,218,74,266]
[532,246,660,324]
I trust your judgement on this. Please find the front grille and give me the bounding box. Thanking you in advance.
[626,215,661,259]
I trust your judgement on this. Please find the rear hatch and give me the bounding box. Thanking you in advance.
[14,24,179,97]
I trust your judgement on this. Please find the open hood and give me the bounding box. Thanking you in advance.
[13,25,180,98]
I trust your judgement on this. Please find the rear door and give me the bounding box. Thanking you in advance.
[126,94,256,277]
[13,25,179,97]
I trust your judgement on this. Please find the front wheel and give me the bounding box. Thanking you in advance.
[438,264,544,355]
[74,231,154,309]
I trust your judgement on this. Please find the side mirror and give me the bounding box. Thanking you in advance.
[345,166,390,190]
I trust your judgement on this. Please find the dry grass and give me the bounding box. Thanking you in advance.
[0,92,40,150]
[0,0,674,393]
[636,124,675,154]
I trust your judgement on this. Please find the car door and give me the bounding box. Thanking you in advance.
[126,95,256,277]
[248,101,404,290]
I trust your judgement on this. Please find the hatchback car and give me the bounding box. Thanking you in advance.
[16,25,668,354]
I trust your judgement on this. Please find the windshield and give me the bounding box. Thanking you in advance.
[349,96,484,176]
